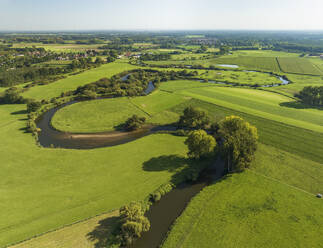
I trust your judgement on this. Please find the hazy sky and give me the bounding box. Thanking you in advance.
[1,0,323,31]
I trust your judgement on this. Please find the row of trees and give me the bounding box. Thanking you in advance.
[296,86,323,106]
[68,69,198,99]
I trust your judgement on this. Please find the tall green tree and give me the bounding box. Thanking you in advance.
[185,130,216,159]
[119,202,150,245]
[219,116,258,172]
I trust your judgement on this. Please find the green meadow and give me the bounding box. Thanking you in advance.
[162,169,323,248]
[0,103,196,247]
[176,84,323,133]
[199,69,282,85]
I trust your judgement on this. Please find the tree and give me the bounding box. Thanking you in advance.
[178,106,210,129]
[185,130,216,159]
[106,56,116,63]
[119,202,150,245]
[27,100,42,113]
[94,57,103,64]
[82,90,97,99]
[218,116,258,172]
[1,87,25,104]
[124,115,146,131]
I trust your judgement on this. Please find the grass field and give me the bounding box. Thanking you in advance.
[171,98,323,164]
[10,211,119,248]
[162,169,323,248]
[162,143,323,248]
[52,80,323,164]
[199,69,282,85]
[22,60,138,100]
[51,98,149,133]
[0,103,197,247]
[211,56,281,72]
[277,57,323,76]
[176,84,323,133]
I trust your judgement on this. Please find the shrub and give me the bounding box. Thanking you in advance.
[27,100,42,113]
[124,115,146,131]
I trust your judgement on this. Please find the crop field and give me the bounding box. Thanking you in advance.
[162,168,323,248]
[0,103,198,247]
[277,57,323,75]
[22,60,138,100]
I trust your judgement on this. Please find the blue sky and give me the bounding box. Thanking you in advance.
[1,0,322,31]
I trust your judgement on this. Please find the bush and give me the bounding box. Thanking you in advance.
[124,115,146,131]
[27,100,42,113]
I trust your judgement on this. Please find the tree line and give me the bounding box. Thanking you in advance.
[296,86,323,106]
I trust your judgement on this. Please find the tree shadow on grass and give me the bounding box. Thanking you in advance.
[86,216,120,248]
[279,101,323,110]
[143,155,189,173]
[142,154,212,184]
[11,109,27,115]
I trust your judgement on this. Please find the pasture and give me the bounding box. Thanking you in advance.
[0,103,195,247]
[162,142,323,248]
[176,84,323,133]
[162,168,323,248]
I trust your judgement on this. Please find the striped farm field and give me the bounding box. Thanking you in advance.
[277,57,323,76]
[211,56,281,72]
[176,84,323,133]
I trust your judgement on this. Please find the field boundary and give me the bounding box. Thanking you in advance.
[128,98,152,117]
